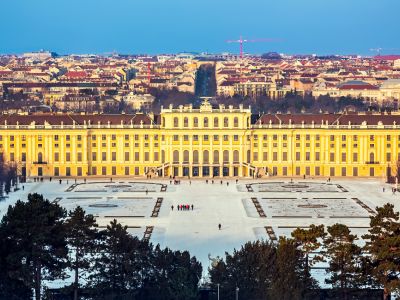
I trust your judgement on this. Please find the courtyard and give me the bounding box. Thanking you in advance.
[0,177,398,284]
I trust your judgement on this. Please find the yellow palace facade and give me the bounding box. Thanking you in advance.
[1,100,400,179]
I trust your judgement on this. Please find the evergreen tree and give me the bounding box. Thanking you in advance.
[209,240,276,300]
[362,203,400,300]
[292,224,325,287]
[323,223,364,300]
[88,219,149,299]
[0,223,32,300]
[269,237,315,300]
[0,193,67,300]
[139,245,202,300]
[64,206,100,300]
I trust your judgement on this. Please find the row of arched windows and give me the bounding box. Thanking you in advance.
[173,117,239,128]
[172,150,240,164]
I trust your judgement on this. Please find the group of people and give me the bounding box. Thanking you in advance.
[169,176,181,185]
[172,204,194,211]
[383,187,399,195]
[205,179,237,186]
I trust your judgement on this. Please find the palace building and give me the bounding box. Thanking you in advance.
[1,100,400,179]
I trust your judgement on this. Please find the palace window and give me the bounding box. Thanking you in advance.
[204,117,209,127]
[296,152,300,161]
[214,117,219,127]
[224,117,229,127]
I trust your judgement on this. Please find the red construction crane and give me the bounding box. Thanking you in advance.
[226,36,281,58]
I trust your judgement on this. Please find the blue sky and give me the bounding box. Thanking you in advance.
[1,0,399,55]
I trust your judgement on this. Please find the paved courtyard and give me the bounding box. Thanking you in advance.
[1,177,399,283]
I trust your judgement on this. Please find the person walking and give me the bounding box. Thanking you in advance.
[171,205,174,211]
[218,223,222,230]
[191,204,194,210]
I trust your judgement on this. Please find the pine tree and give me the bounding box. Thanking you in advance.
[138,245,202,300]
[291,224,325,287]
[88,219,148,299]
[0,223,32,300]
[209,240,276,300]
[269,237,314,300]
[0,193,67,300]
[362,203,400,300]
[64,206,100,300]
[323,223,364,300]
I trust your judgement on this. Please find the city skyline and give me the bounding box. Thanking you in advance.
[1,0,399,56]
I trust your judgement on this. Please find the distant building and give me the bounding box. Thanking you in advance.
[122,93,155,111]
[312,80,400,103]
[22,51,55,60]
[394,59,400,69]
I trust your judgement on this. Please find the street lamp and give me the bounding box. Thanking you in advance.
[235,286,239,300]
[217,283,220,300]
